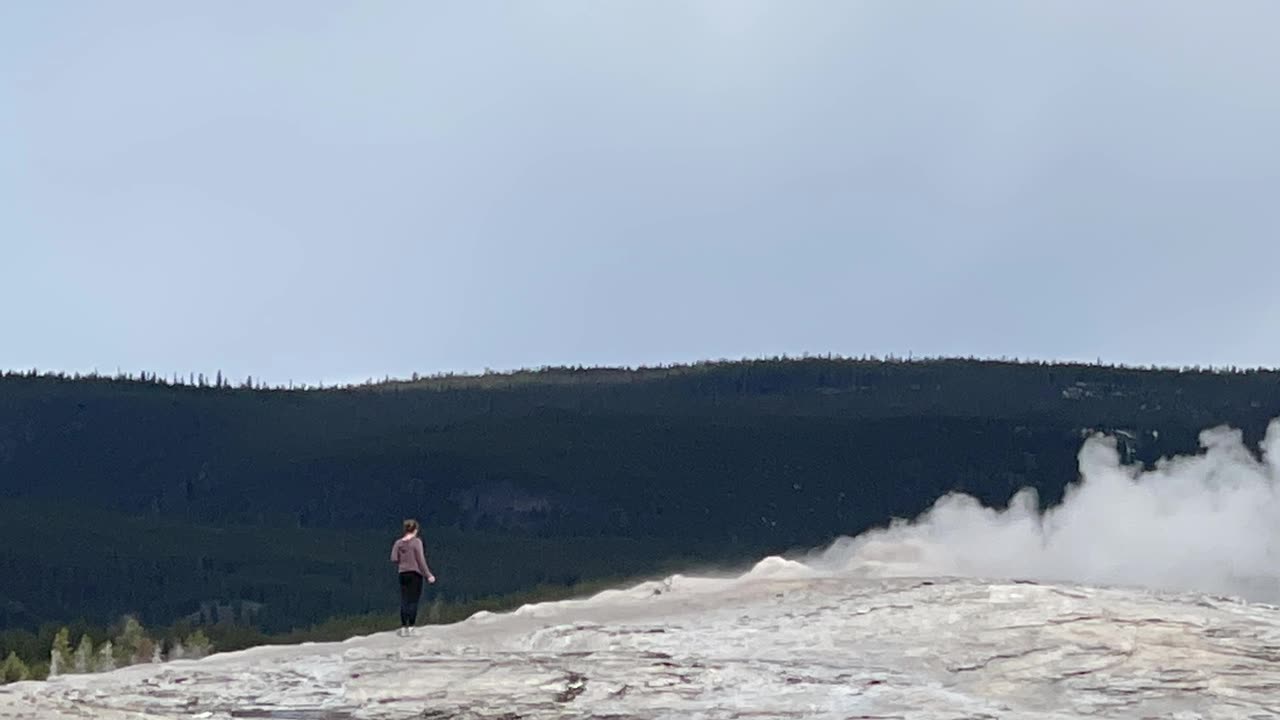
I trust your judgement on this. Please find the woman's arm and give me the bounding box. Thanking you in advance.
[414,540,435,582]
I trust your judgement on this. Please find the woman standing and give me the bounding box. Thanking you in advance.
[390,519,436,636]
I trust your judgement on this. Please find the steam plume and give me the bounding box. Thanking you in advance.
[808,419,1280,601]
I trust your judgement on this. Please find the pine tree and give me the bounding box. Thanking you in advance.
[73,635,94,674]
[95,641,116,672]
[49,628,72,677]
[133,637,156,665]
[114,616,151,666]
[184,630,212,660]
[0,652,30,684]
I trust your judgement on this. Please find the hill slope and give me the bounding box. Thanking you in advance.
[3,358,1279,635]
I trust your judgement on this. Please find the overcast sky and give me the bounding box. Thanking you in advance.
[3,1,1278,386]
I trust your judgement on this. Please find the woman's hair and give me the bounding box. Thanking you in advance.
[403,519,419,535]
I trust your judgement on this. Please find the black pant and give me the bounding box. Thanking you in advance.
[399,571,425,627]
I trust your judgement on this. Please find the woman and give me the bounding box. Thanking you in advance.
[390,518,436,636]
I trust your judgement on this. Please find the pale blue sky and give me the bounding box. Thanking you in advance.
[3,2,1279,386]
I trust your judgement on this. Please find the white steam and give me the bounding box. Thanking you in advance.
[808,418,1280,602]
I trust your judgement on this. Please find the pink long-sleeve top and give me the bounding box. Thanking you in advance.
[390,535,432,578]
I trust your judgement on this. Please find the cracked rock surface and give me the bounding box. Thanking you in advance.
[5,567,1280,719]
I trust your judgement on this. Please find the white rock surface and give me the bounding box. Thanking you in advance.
[5,558,1280,719]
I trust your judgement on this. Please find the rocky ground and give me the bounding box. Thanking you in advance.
[5,559,1280,719]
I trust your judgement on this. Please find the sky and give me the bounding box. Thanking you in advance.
[3,1,1279,386]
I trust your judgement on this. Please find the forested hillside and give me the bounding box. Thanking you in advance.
[3,357,1278,647]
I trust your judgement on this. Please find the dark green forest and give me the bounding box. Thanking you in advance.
[3,357,1279,675]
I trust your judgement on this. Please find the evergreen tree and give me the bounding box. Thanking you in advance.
[114,616,151,666]
[184,630,212,660]
[0,652,30,684]
[72,634,94,674]
[95,641,116,672]
[49,628,71,677]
